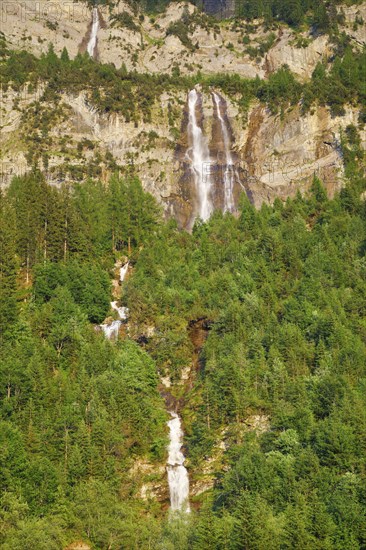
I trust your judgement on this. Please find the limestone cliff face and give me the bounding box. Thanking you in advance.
[1,1,91,59]
[1,1,365,223]
[265,31,330,79]
[2,83,363,228]
[238,103,365,206]
[2,1,365,78]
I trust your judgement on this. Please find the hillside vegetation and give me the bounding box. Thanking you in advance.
[0,123,365,547]
[0,1,366,548]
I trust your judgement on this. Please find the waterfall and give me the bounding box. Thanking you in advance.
[212,92,236,213]
[120,262,129,283]
[99,261,129,339]
[186,89,213,222]
[87,8,99,58]
[100,301,128,340]
[167,412,190,513]
[111,301,129,320]
[100,319,121,340]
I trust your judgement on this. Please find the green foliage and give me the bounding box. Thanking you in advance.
[1,36,365,128]
[0,293,166,547]
[257,65,302,113]
[108,174,161,250]
[6,173,160,275]
[245,31,276,59]
[0,94,365,547]
[234,0,360,30]
[306,47,366,116]
[0,194,18,334]
[34,260,110,323]
[121,173,366,546]
[111,11,140,31]
[166,7,202,51]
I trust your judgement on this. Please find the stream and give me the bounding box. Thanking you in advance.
[99,259,190,512]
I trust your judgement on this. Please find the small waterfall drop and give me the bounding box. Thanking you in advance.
[87,8,99,58]
[119,262,129,283]
[167,412,190,513]
[111,301,129,321]
[99,262,129,340]
[100,320,121,340]
[212,92,236,213]
[186,89,213,222]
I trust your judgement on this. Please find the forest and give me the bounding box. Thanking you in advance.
[1,2,366,546]
[0,119,365,547]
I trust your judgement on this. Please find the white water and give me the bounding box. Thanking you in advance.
[100,319,121,340]
[87,8,99,58]
[167,412,190,513]
[186,89,213,221]
[212,92,235,213]
[111,301,129,320]
[120,262,129,283]
[99,261,129,339]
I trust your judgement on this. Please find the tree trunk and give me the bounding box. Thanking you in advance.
[64,216,68,262]
[26,246,30,285]
[44,219,47,260]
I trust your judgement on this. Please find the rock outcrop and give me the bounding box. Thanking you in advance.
[1,1,365,224]
[239,103,364,207]
[266,30,330,79]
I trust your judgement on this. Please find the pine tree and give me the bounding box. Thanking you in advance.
[60,47,69,63]
[7,173,47,282]
[310,175,327,205]
[0,194,18,334]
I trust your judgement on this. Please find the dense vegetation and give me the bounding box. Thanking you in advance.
[0,175,167,548]
[103,0,363,28]
[1,6,366,547]
[1,121,365,547]
[233,0,362,29]
[120,132,366,549]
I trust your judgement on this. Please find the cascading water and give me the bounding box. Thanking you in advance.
[87,8,99,58]
[99,262,129,339]
[186,89,213,221]
[120,262,129,283]
[100,320,121,340]
[167,412,190,513]
[111,301,129,321]
[212,92,236,213]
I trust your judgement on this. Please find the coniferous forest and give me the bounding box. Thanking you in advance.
[1,0,366,548]
[1,143,366,548]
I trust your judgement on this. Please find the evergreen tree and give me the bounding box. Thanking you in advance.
[0,194,18,334]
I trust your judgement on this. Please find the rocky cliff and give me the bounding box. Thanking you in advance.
[1,83,364,226]
[3,1,365,77]
[1,0,365,226]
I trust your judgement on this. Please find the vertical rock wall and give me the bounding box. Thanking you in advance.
[203,0,236,18]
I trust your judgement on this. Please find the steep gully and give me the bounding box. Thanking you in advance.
[89,10,237,507]
[99,261,191,514]
[87,8,99,58]
[96,88,239,511]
